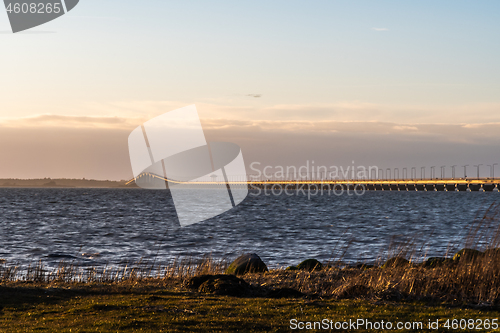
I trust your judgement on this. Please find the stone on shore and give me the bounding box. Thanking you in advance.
[452,248,483,262]
[484,248,500,259]
[266,288,304,299]
[225,253,268,275]
[382,257,409,269]
[185,274,252,297]
[296,259,323,271]
[337,284,372,299]
[422,257,447,268]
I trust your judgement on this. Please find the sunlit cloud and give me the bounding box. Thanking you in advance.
[0,114,143,129]
[1,116,500,180]
[3,100,500,140]
[18,99,495,126]
[393,125,418,131]
[201,118,500,143]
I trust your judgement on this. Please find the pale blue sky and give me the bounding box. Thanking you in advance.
[1,1,500,118]
[1,1,499,179]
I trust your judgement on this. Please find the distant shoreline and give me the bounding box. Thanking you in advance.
[0,178,138,189]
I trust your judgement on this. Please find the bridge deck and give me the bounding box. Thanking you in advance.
[127,173,499,187]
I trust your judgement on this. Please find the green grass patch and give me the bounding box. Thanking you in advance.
[1,283,500,332]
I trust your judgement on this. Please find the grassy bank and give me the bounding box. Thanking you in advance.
[3,254,500,332]
[1,280,500,332]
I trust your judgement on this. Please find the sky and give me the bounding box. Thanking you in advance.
[1,0,500,180]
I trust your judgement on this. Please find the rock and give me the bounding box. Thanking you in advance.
[382,257,409,269]
[185,274,252,297]
[350,263,374,270]
[225,253,268,275]
[198,277,249,297]
[337,284,371,299]
[453,248,483,261]
[443,258,454,265]
[422,257,446,268]
[484,248,500,259]
[267,288,304,299]
[377,288,406,301]
[296,259,323,271]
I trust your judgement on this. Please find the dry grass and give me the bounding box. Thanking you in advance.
[244,255,500,306]
[0,256,227,285]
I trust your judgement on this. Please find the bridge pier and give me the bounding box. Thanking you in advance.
[445,184,455,191]
[483,184,496,192]
[434,184,445,191]
[468,184,481,191]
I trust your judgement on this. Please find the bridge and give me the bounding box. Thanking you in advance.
[126,173,500,192]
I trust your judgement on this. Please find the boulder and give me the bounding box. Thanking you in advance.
[382,257,410,269]
[337,284,372,299]
[349,263,374,270]
[452,248,483,262]
[267,288,304,299]
[377,288,406,301]
[484,248,500,259]
[296,259,323,271]
[422,257,446,268]
[185,274,252,297]
[225,253,268,275]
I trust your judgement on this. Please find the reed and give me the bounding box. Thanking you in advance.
[0,256,227,284]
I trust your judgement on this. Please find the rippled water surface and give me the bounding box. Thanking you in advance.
[0,188,499,268]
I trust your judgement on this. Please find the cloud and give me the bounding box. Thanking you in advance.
[0,114,143,129]
[1,117,500,180]
[247,94,262,98]
[393,125,418,131]
[4,101,500,134]
[24,99,498,126]
[8,111,500,144]
[371,27,389,31]
[200,118,500,143]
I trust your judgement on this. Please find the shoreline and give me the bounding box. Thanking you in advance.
[2,251,500,332]
[0,178,135,188]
